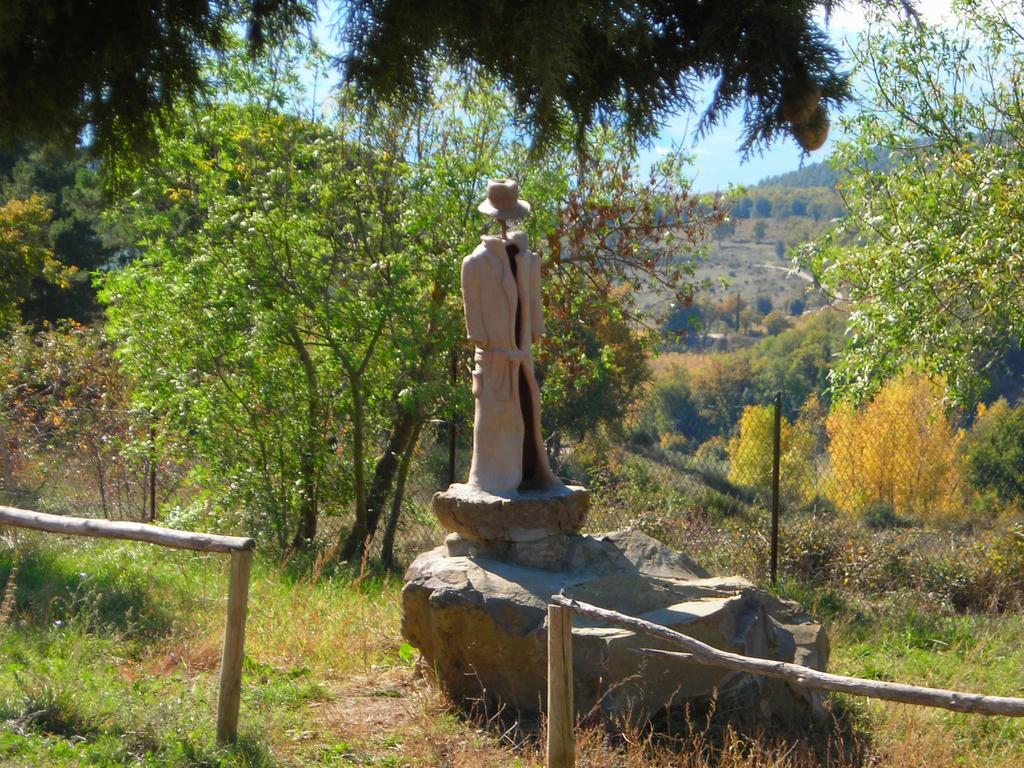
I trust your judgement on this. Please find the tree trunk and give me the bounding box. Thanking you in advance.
[287,327,323,551]
[380,420,424,570]
[339,404,421,562]
[340,381,370,562]
[291,445,319,549]
[339,276,449,563]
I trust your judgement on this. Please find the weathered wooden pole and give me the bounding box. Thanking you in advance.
[553,594,1024,718]
[217,548,254,744]
[0,505,256,742]
[770,391,782,587]
[547,603,575,768]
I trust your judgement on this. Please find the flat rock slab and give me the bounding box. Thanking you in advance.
[433,483,589,543]
[403,529,828,724]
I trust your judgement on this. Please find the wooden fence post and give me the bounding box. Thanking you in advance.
[217,549,253,744]
[547,603,575,768]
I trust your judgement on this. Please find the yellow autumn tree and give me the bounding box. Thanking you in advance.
[0,194,72,328]
[727,404,816,503]
[826,373,967,523]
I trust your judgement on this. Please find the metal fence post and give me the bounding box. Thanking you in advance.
[148,423,157,523]
[770,391,782,587]
[447,348,457,487]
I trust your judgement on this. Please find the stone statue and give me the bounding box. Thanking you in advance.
[461,179,562,495]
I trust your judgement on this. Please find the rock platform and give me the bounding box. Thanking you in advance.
[402,527,829,724]
[432,483,590,544]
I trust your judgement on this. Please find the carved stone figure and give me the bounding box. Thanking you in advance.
[461,179,562,495]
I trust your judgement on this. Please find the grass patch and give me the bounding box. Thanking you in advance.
[0,533,1022,766]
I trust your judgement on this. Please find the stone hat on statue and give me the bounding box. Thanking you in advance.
[477,178,531,220]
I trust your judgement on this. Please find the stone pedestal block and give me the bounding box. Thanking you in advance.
[432,483,589,545]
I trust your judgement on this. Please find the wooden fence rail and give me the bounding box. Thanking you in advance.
[546,593,1024,768]
[0,505,255,745]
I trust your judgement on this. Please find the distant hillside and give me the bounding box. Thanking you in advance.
[752,145,899,190]
[756,159,839,189]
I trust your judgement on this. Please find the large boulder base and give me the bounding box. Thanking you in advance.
[403,529,828,724]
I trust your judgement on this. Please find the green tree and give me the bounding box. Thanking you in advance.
[0,194,74,329]
[751,310,842,407]
[102,43,720,562]
[805,3,1024,403]
[0,0,314,162]
[0,145,119,323]
[641,370,707,447]
[965,401,1024,508]
[763,310,792,336]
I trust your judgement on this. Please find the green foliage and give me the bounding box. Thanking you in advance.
[100,42,718,556]
[965,401,1024,507]
[0,145,121,324]
[750,311,842,407]
[0,0,314,164]
[763,310,791,336]
[0,195,72,329]
[645,313,843,452]
[805,4,1024,404]
[344,0,853,156]
[639,370,705,447]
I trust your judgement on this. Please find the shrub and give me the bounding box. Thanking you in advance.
[965,401,1024,507]
[780,515,846,583]
[754,294,773,316]
[862,501,913,530]
[763,310,791,336]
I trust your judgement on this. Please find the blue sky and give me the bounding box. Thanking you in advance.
[639,0,956,191]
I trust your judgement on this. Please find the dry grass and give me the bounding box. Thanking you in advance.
[3,537,1024,767]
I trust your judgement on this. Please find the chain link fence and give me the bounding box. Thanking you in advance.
[394,388,1024,566]
[3,388,1021,569]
